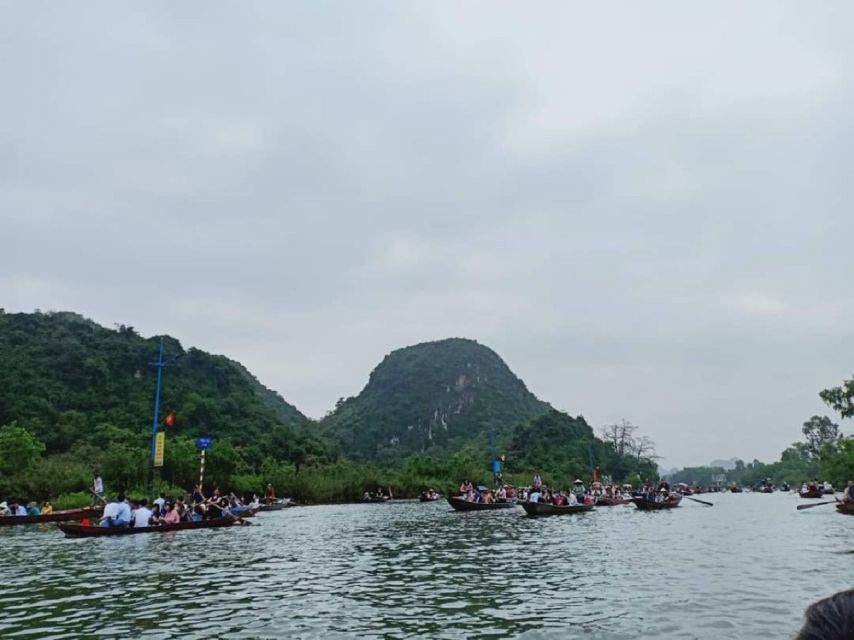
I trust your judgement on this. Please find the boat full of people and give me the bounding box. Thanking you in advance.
[447,481,517,511]
[58,516,248,537]
[0,501,102,526]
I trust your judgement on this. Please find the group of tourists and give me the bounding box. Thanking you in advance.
[0,500,53,517]
[457,479,516,504]
[99,485,259,528]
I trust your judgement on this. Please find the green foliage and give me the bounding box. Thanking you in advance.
[320,338,551,462]
[0,424,45,475]
[801,415,841,459]
[0,310,333,499]
[819,440,854,487]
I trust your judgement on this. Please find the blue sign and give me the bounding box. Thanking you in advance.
[196,437,213,450]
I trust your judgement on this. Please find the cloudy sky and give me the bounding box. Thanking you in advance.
[2,2,853,466]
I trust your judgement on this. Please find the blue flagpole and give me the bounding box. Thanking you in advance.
[148,338,165,484]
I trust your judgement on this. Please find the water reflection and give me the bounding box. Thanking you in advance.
[0,494,851,639]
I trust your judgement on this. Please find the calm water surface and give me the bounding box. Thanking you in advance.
[1,493,851,639]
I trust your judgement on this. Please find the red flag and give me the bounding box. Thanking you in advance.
[164,412,176,428]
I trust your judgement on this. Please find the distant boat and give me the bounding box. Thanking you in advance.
[800,488,824,499]
[0,507,102,527]
[447,496,517,512]
[259,499,295,511]
[520,502,594,516]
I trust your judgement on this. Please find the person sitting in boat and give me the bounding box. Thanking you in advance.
[150,503,163,525]
[0,501,9,516]
[133,499,153,528]
[162,502,181,524]
[100,494,131,528]
[26,501,41,516]
[567,491,578,506]
[843,481,854,503]
[572,479,586,499]
[41,501,53,515]
[495,485,507,501]
[528,487,542,503]
[482,491,494,504]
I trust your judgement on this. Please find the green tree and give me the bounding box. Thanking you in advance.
[801,415,841,459]
[0,424,45,475]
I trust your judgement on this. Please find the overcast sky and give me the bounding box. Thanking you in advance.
[2,2,853,467]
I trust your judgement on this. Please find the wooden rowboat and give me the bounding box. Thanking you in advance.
[0,507,102,527]
[520,501,594,516]
[800,489,824,499]
[259,500,294,511]
[595,496,628,506]
[631,496,681,510]
[447,496,518,512]
[57,517,245,537]
[836,502,854,516]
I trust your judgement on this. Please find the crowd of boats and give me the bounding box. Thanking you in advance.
[440,476,854,515]
[0,482,294,536]
[4,474,853,534]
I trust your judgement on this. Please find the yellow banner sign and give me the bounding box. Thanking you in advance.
[154,431,165,467]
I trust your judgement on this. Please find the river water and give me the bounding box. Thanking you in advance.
[0,492,850,639]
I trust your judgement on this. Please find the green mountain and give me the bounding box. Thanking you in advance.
[320,338,551,462]
[0,310,322,464]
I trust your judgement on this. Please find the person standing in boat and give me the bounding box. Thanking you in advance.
[532,472,543,491]
[264,483,276,504]
[91,472,104,506]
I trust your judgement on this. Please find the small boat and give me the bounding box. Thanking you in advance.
[595,496,628,506]
[631,496,681,510]
[836,502,854,516]
[824,487,835,495]
[800,489,824,499]
[419,492,441,502]
[58,517,245,537]
[730,487,743,493]
[447,496,518,512]
[520,501,594,516]
[259,499,295,511]
[0,507,103,527]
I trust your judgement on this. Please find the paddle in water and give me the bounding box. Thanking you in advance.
[796,500,837,511]
[684,496,714,507]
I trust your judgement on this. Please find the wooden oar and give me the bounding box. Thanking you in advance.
[684,496,714,507]
[796,500,837,511]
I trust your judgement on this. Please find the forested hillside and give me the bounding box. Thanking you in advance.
[0,310,329,498]
[320,338,551,463]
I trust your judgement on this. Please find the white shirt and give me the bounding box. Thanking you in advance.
[154,497,166,510]
[568,493,578,506]
[102,502,118,519]
[133,506,153,528]
[528,491,541,503]
[93,477,103,493]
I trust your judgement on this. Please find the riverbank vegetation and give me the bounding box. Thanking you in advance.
[0,310,660,506]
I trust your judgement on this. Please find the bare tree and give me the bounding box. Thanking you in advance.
[601,420,638,457]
